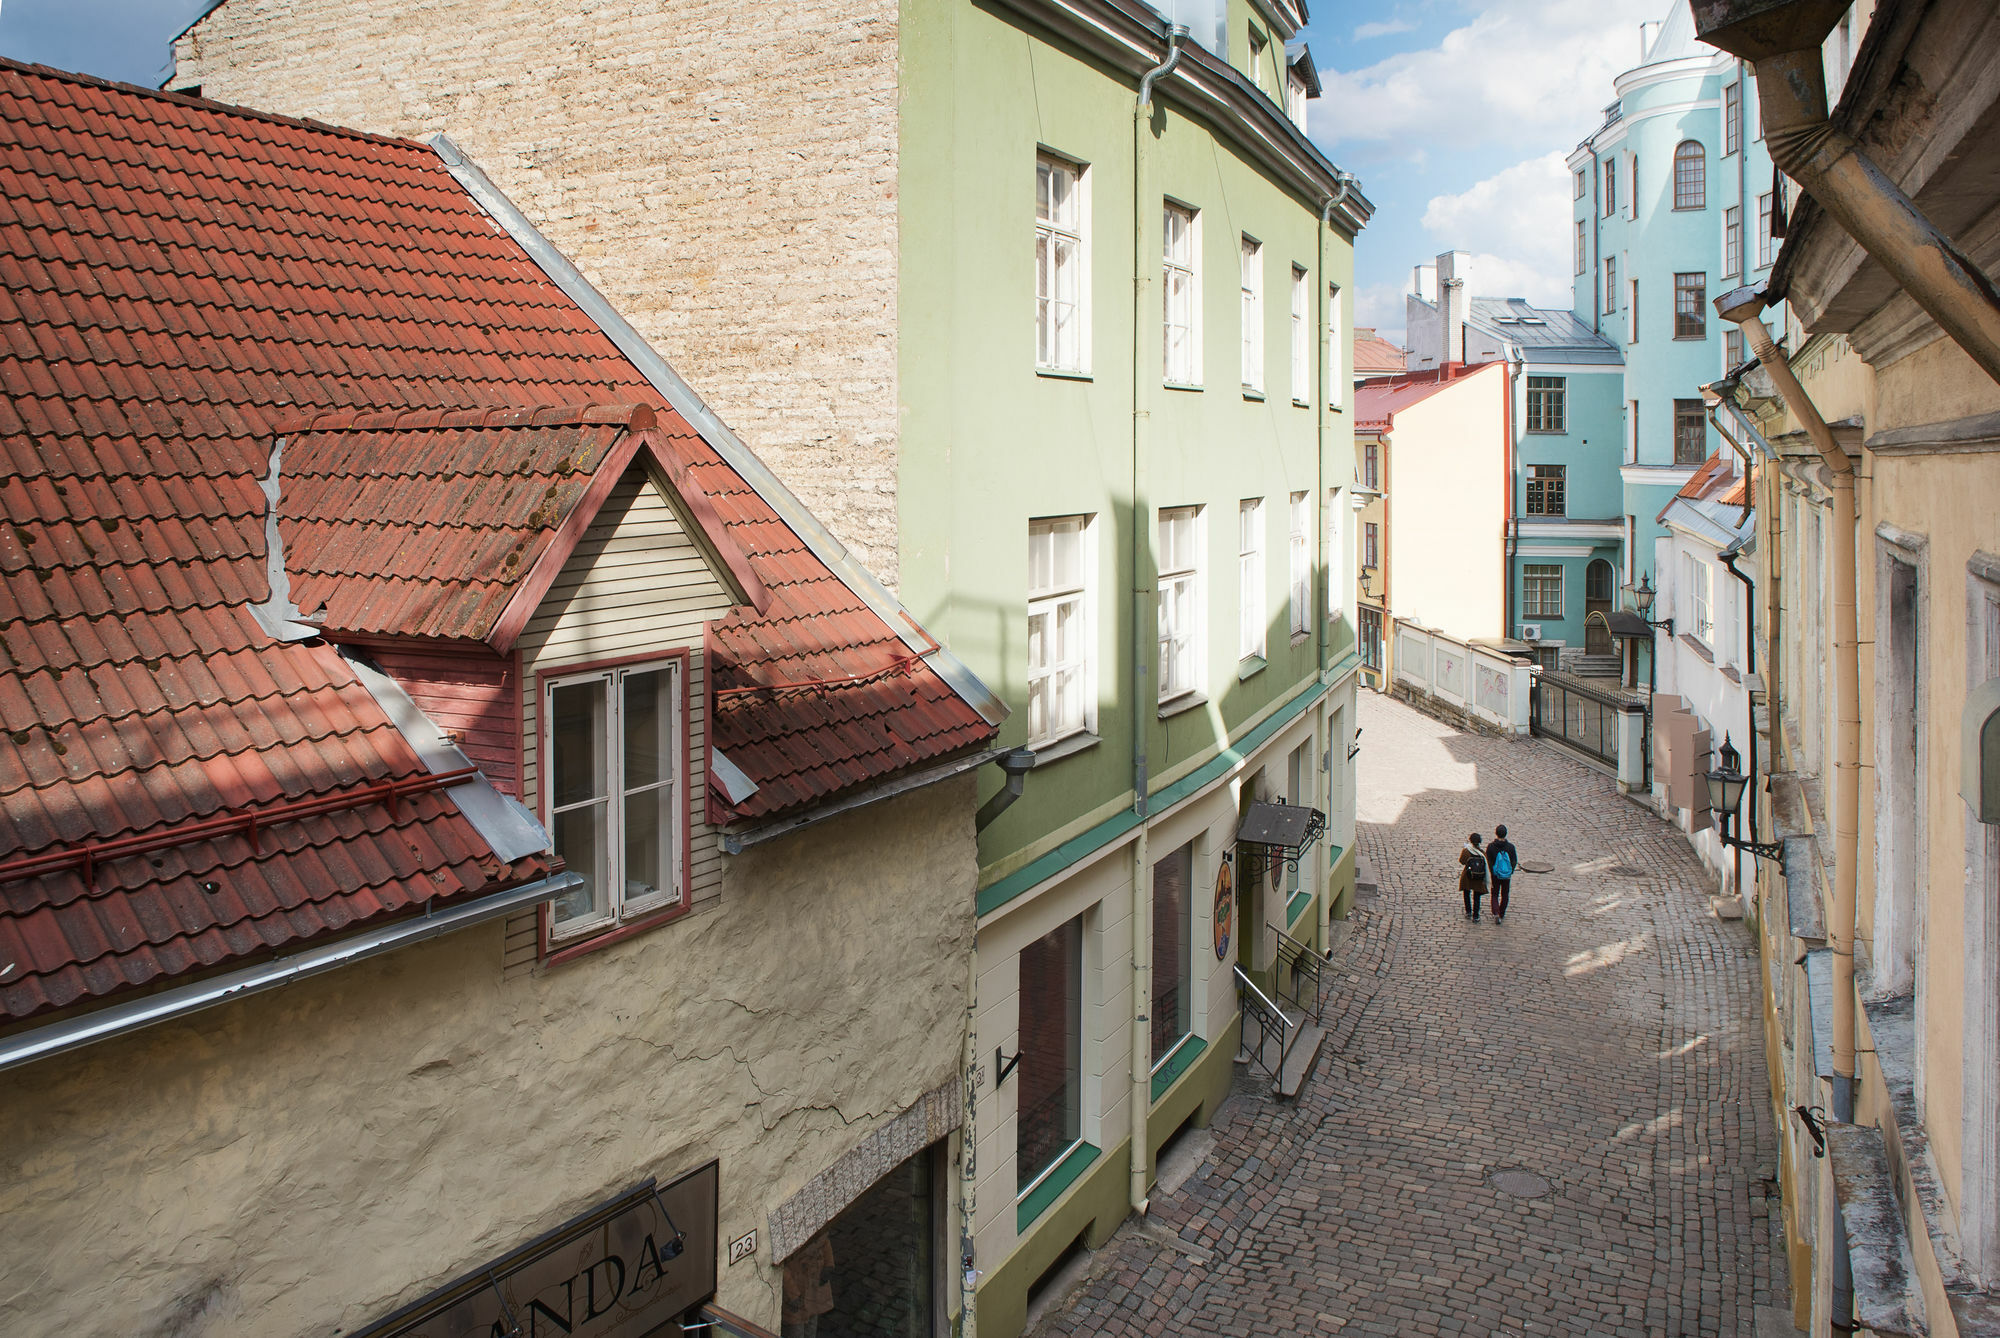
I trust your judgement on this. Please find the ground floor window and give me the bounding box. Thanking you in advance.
[1152,844,1193,1063]
[1360,606,1383,672]
[1018,916,1084,1191]
[783,1146,941,1338]
[1523,564,1564,619]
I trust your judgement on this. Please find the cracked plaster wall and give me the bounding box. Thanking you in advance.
[0,773,976,1338]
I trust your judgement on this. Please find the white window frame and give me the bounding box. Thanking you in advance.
[1035,152,1089,374]
[1289,265,1309,405]
[1285,71,1307,129]
[1287,491,1309,639]
[1027,515,1095,748]
[1326,282,1344,410]
[1757,192,1775,267]
[1604,256,1617,316]
[1523,564,1564,619]
[1684,552,1713,644]
[1325,486,1344,624]
[1575,219,1587,276]
[1239,497,1266,660]
[1240,236,1264,394]
[542,658,685,945]
[1163,201,1200,386]
[1158,506,1204,702]
[1724,205,1742,279]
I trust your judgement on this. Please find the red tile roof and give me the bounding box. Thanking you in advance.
[1353,362,1496,431]
[0,60,991,1020]
[1352,328,1407,376]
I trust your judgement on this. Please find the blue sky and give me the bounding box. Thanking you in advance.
[0,0,1671,344]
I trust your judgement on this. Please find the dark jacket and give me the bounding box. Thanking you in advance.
[1458,842,1487,891]
[1487,839,1519,881]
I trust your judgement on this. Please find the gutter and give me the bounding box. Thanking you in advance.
[424,135,1007,728]
[0,874,580,1075]
[1694,0,2000,387]
[719,744,1015,854]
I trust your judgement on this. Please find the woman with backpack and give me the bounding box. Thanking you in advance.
[1459,832,1489,920]
[1487,825,1518,922]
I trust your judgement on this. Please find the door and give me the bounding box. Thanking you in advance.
[1585,559,1615,654]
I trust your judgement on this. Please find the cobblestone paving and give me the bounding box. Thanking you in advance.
[1032,692,1786,1337]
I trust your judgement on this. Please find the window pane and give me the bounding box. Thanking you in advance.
[551,802,609,928]
[1017,917,1083,1189]
[623,785,672,904]
[1151,843,1193,1063]
[622,669,670,790]
[1050,520,1081,586]
[1027,608,1048,673]
[550,680,607,808]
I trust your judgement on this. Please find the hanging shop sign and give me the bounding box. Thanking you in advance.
[352,1161,720,1338]
[1213,860,1233,960]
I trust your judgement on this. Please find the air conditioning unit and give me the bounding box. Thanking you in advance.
[1521,624,1543,642]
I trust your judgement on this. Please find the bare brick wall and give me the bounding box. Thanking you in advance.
[177,0,903,588]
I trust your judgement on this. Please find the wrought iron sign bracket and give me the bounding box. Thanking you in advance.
[994,1047,1022,1087]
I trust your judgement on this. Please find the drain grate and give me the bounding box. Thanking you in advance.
[1489,1168,1552,1199]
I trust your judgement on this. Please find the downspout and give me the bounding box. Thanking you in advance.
[1503,345,1523,640]
[1715,284,1859,1329]
[1317,173,1353,954]
[1128,20,1186,1219]
[1720,543,1757,902]
[1695,0,2000,387]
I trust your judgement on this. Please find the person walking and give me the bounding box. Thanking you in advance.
[1459,832,1489,920]
[1487,824,1518,922]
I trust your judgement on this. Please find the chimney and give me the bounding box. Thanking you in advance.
[1437,251,1469,365]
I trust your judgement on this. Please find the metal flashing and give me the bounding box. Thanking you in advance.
[1803,946,1836,1079]
[709,748,761,806]
[246,436,321,642]
[423,134,1006,728]
[720,743,1012,854]
[341,649,551,865]
[1785,835,1828,940]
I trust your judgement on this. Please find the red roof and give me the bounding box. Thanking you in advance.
[0,61,991,1021]
[1352,328,1407,376]
[1353,362,1495,431]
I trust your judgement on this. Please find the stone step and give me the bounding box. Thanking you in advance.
[1276,1021,1325,1100]
[1354,852,1379,895]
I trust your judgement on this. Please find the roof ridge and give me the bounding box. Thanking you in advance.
[279,403,657,435]
[0,55,427,156]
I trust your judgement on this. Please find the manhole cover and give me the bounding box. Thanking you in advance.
[1605,864,1648,878]
[1489,1169,1552,1199]
[1520,860,1555,874]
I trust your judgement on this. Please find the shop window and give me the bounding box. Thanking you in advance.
[1151,843,1193,1063]
[1017,916,1084,1191]
[783,1147,940,1338]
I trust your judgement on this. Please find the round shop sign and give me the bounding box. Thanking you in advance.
[1213,860,1234,960]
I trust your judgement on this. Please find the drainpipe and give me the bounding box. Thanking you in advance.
[1694,0,2000,387]
[1127,20,1186,1220]
[1715,282,1859,1330]
[1316,174,1352,948]
[1503,344,1523,641]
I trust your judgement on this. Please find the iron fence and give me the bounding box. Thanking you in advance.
[1530,674,1650,784]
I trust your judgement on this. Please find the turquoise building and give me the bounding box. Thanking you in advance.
[1568,0,1778,604]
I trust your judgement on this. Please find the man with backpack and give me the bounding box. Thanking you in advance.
[1487,824,1519,922]
[1459,832,1489,920]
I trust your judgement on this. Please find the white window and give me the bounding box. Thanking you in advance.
[1325,486,1343,623]
[1163,202,1199,385]
[1757,192,1775,267]
[544,660,684,942]
[1158,506,1203,701]
[1285,71,1308,129]
[1240,236,1264,393]
[1035,154,1087,372]
[1247,27,1268,90]
[1290,265,1309,404]
[1326,282,1344,409]
[1027,515,1093,747]
[1684,552,1713,643]
[1288,491,1309,638]
[1239,497,1265,660]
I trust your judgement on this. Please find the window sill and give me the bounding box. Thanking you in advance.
[1029,731,1100,767]
[1290,629,1310,647]
[1678,632,1715,663]
[1017,1140,1102,1233]
[1164,380,1204,393]
[1149,1034,1208,1101]
[1157,691,1207,721]
[1237,655,1267,682]
[1292,398,1310,409]
[1673,334,1708,341]
[542,899,691,968]
[1036,366,1094,382]
[1242,387,1265,402]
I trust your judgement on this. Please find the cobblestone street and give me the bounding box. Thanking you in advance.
[1031,691,1790,1337]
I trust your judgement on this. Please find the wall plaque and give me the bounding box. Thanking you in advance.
[1213,860,1233,961]
[353,1161,719,1338]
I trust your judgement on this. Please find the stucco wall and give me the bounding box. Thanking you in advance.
[175,0,904,590]
[1382,364,1508,643]
[0,773,977,1338]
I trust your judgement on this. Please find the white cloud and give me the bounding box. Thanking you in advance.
[1353,282,1410,344]
[1419,151,1575,306]
[1314,0,1662,148]
[1353,19,1415,41]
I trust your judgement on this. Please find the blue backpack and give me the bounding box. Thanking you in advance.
[1492,848,1514,880]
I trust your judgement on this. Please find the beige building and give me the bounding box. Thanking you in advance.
[1691,1,2000,1332]
[0,67,1001,1338]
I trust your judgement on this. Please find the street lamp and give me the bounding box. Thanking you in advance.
[1704,734,1784,861]
[1626,574,1675,634]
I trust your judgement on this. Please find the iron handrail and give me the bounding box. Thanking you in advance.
[1273,926,1327,1022]
[1234,964,1293,1084]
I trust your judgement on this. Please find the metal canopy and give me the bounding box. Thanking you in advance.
[1236,801,1327,871]
[1601,610,1656,640]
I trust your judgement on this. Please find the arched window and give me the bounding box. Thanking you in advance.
[1674,141,1706,210]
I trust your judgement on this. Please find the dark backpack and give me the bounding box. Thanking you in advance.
[1465,848,1487,879]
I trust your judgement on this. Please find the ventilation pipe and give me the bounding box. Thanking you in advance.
[1714,282,1859,1331]
[1128,19,1189,1220]
[1692,0,2000,386]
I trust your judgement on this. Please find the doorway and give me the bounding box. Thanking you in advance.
[1585,559,1615,654]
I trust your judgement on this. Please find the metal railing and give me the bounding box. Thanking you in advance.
[1273,926,1327,1023]
[1531,672,1649,783]
[1234,965,1294,1085]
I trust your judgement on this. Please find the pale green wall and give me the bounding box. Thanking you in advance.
[898,0,1357,879]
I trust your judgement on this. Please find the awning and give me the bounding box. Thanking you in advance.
[1235,801,1327,871]
[1601,611,1655,640]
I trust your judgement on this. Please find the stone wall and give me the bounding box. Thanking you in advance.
[0,774,976,1338]
[176,0,903,588]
